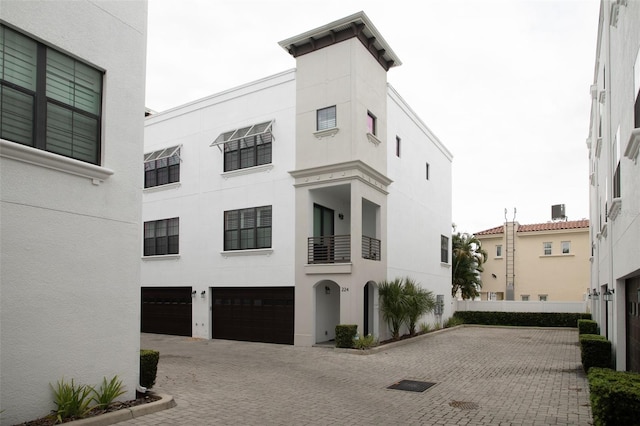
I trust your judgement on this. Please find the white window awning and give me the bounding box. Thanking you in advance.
[144,145,181,162]
[210,120,274,150]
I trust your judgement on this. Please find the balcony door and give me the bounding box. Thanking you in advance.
[313,204,334,263]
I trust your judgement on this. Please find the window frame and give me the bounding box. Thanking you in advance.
[0,24,103,165]
[440,235,449,263]
[496,245,502,257]
[317,106,336,131]
[426,162,430,180]
[144,146,180,188]
[561,241,571,254]
[366,111,376,135]
[224,206,272,251]
[543,242,552,256]
[521,295,530,301]
[223,134,272,172]
[143,218,179,256]
[395,136,401,157]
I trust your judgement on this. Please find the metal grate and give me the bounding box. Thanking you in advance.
[387,380,436,393]
[449,401,479,410]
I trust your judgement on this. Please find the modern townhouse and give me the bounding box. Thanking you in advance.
[476,219,590,302]
[0,1,147,424]
[587,0,640,372]
[142,12,453,347]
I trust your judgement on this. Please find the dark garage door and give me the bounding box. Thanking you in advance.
[141,287,192,336]
[212,287,294,345]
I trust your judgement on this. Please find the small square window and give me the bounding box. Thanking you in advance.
[543,242,552,255]
[496,245,502,257]
[367,111,376,135]
[521,295,530,301]
[396,136,401,157]
[317,106,336,131]
[426,163,430,180]
[562,241,570,254]
[539,294,548,302]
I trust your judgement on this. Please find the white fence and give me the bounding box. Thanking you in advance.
[455,300,589,313]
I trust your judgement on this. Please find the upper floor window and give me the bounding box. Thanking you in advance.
[366,111,376,135]
[538,294,548,302]
[521,295,530,301]
[317,106,336,131]
[440,235,449,263]
[426,162,430,180]
[211,121,273,172]
[224,206,272,251]
[0,25,103,165]
[561,241,570,254]
[395,136,401,157]
[543,242,552,256]
[496,245,502,257]
[144,218,179,256]
[144,146,180,188]
[634,46,640,128]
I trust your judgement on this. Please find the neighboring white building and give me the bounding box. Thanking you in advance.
[587,0,640,372]
[0,1,147,424]
[142,12,453,346]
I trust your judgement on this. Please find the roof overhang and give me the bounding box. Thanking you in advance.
[210,120,274,151]
[278,11,401,72]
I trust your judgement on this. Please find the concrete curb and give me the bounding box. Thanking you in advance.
[66,393,176,425]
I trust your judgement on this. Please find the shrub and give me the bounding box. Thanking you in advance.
[335,324,358,348]
[92,375,126,409]
[51,378,94,422]
[419,322,432,333]
[140,349,160,389]
[580,334,612,372]
[588,368,640,426]
[353,334,378,350]
[404,278,436,335]
[453,311,591,327]
[378,278,408,339]
[578,319,598,335]
[443,316,464,328]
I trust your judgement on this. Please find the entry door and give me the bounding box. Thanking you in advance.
[313,204,334,263]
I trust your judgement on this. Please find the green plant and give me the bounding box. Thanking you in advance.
[140,349,160,389]
[453,311,591,327]
[404,278,436,335]
[335,324,358,348]
[92,375,126,409]
[451,232,487,300]
[419,322,432,333]
[378,278,409,339]
[578,319,598,335]
[580,334,612,372]
[51,378,94,422]
[588,367,640,426]
[353,334,378,350]
[444,316,464,328]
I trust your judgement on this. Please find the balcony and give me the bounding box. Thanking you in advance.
[308,235,350,264]
[362,235,381,261]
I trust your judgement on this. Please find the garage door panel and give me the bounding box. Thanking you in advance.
[141,287,192,337]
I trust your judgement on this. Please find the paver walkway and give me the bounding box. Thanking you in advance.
[119,326,592,425]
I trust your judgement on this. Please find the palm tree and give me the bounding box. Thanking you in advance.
[403,278,436,335]
[378,278,408,340]
[451,232,488,300]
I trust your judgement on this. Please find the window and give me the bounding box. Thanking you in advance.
[440,235,448,263]
[496,245,502,257]
[366,111,376,135]
[543,242,552,256]
[144,218,179,256]
[211,121,273,172]
[224,206,272,250]
[0,25,103,164]
[562,241,570,254]
[521,295,530,301]
[426,162,430,180]
[395,136,401,157]
[144,146,180,188]
[317,106,336,131]
[538,294,548,302]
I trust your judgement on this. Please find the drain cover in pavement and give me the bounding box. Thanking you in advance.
[449,400,479,410]
[387,380,436,392]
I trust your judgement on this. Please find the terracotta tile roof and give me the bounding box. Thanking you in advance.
[475,219,589,236]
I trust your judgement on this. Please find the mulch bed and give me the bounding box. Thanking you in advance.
[15,393,162,426]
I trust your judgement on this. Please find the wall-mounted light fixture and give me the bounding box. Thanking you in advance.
[491,273,497,279]
[589,289,600,300]
[325,286,331,295]
[338,213,344,220]
[603,289,615,302]
[201,290,206,299]
[191,290,196,297]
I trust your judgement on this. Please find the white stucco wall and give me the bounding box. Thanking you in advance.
[143,71,297,339]
[0,1,147,424]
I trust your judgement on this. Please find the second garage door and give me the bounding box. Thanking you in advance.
[212,287,294,345]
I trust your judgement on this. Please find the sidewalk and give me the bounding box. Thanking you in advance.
[118,326,592,425]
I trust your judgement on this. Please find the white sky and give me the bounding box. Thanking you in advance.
[145,0,601,234]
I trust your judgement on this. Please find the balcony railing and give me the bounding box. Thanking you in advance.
[308,235,350,264]
[362,235,381,261]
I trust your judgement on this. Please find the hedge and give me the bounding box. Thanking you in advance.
[588,367,640,426]
[335,324,358,348]
[140,349,160,389]
[578,319,598,335]
[452,311,591,327]
[579,334,612,372]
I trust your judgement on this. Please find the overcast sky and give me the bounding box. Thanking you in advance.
[145,0,601,234]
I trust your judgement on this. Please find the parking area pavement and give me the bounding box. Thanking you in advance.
[118,326,592,425]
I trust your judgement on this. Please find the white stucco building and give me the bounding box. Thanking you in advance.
[586,0,640,372]
[0,1,147,423]
[142,12,453,346]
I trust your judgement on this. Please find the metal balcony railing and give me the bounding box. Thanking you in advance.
[362,235,381,261]
[308,235,350,264]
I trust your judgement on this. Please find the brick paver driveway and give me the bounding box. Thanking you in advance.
[120,326,592,425]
